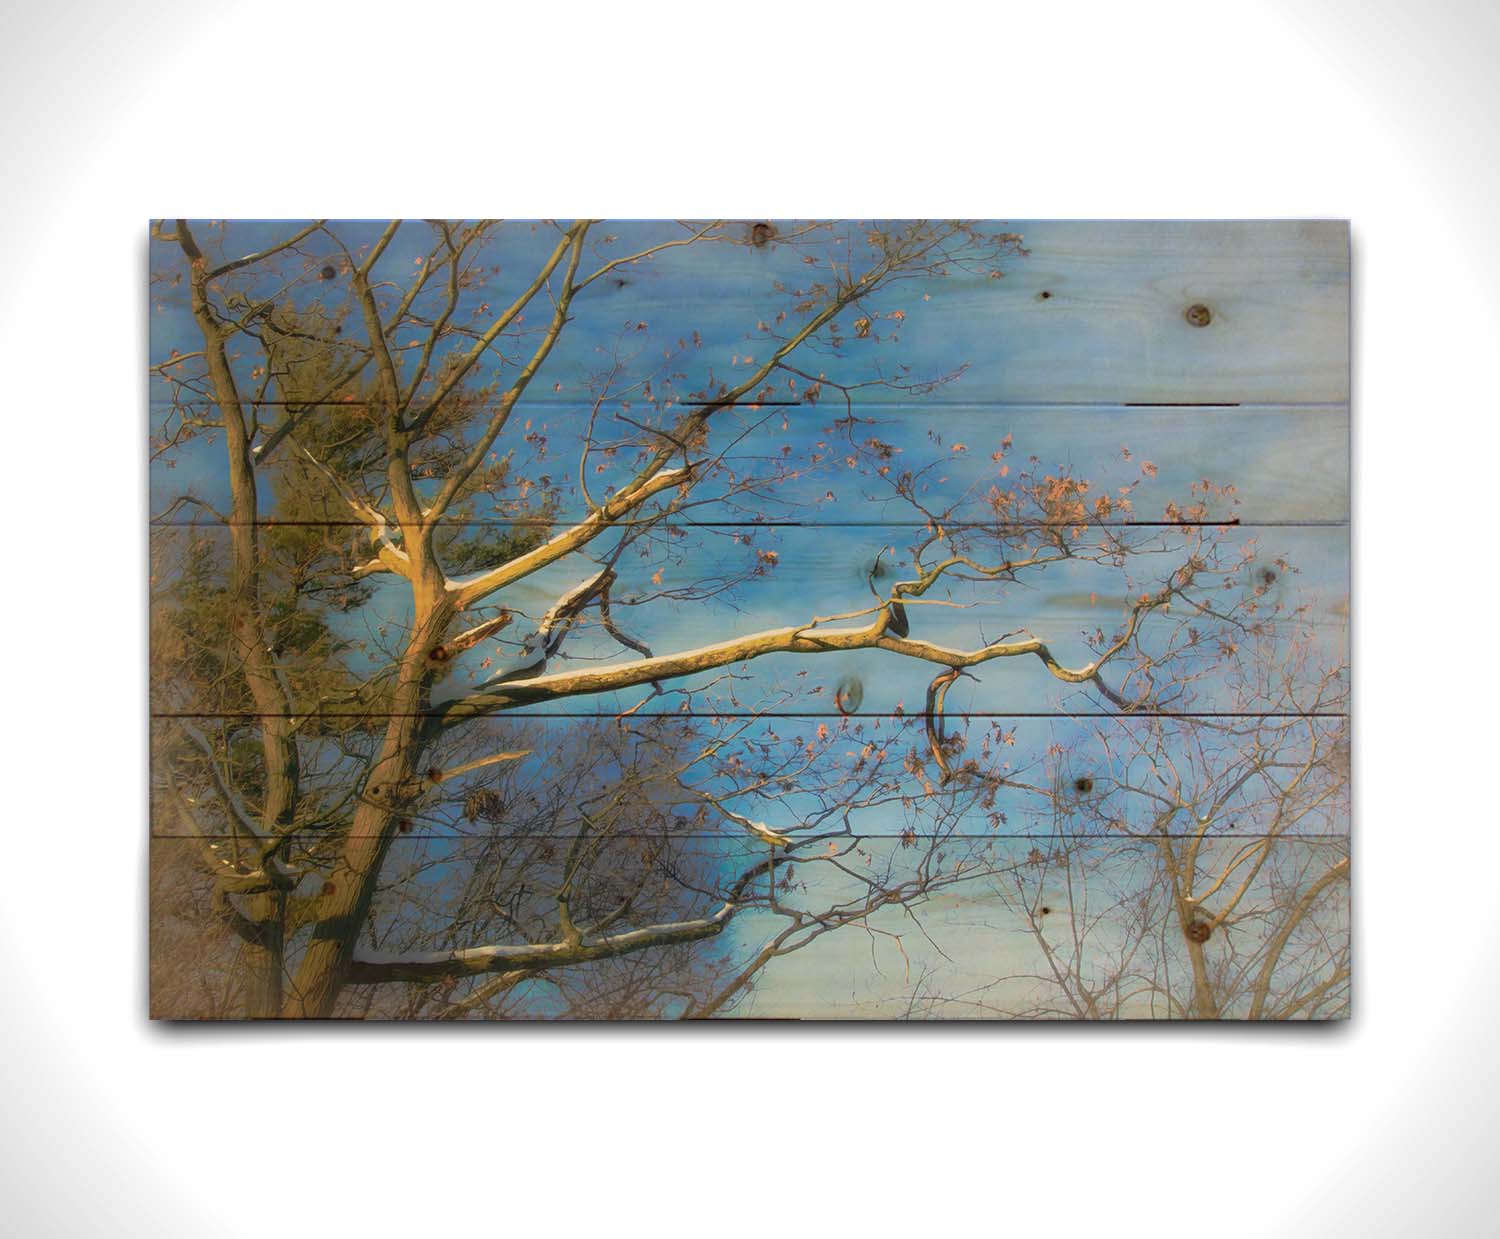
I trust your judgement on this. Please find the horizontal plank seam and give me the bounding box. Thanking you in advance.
[146,399,1353,409]
[149,519,1351,529]
[152,710,1350,720]
[151,832,1352,841]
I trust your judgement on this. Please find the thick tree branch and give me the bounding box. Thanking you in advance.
[410,222,586,434]
[350,855,785,987]
[200,220,326,280]
[292,438,414,579]
[347,905,736,983]
[446,465,691,609]
[471,569,613,688]
[431,591,1167,732]
[1247,856,1350,1020]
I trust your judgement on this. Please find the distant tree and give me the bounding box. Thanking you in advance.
[906,627,1350,1020]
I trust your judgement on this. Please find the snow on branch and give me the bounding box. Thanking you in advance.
[348,904,737,983]
[697,793,794,847]
[291,437,413,579]
[471,568,614,689]
[445,466,692,609]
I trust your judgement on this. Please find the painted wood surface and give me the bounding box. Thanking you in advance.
[151,711,1350,840]
[150,219,1348,409]
[147,219,1351,1020]
[152,402,1349,526]
[149,827,1350,1020]
[151,523,1347,717]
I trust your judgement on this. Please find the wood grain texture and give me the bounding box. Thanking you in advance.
[150,710,1349,840]
[152,522,1347,717]
[148,219,1347,404]
[146,219,1351,1021]
[152,402,1348,527]
[148,825,1350,1020]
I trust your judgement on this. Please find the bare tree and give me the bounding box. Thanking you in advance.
[907,626,1350,1020]
[149,219,1317,1018]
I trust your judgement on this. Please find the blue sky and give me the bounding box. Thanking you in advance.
[149,219,1350,1016]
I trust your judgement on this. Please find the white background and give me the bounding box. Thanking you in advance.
[1,1,1493,1234]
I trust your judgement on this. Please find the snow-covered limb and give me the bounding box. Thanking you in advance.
[348,853,788,988]
[173,719,266,842]
[735,817,793,848]
[445,466,691,609]
[472,569,614,689]
[171,720,308,884]
[700,796,794,847]
[432,586,1168,732]
[423,749,532,786]
[292,438,413,579]
[348,903,737,983]
[536,569,615,642]
[169,782,300,894]
[205,219,324,280]
[350,556,392,580]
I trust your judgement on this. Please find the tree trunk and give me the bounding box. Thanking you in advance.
[240,888,286,1018]
[1154,832,1218,1019]
[178,227,302,1016]
[283,598,451,1017]
[180,237,301,793]
[1184,939,1218,1020]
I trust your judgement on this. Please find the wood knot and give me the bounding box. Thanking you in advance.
[834,676,864,715]
[1184,303,1213,328]
[320,880,337,897]
[429,645,450,662]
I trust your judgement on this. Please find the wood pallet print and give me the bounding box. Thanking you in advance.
[148,219,1351,1020]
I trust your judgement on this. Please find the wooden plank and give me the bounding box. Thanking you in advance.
[151,710,1349,841]
[151,220,1347,410]
[727,834,1350,1020]
[148,828,1349,1019]
[896,220,1349,404]
[151,401,1349,526]
[151,523,1348,718]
